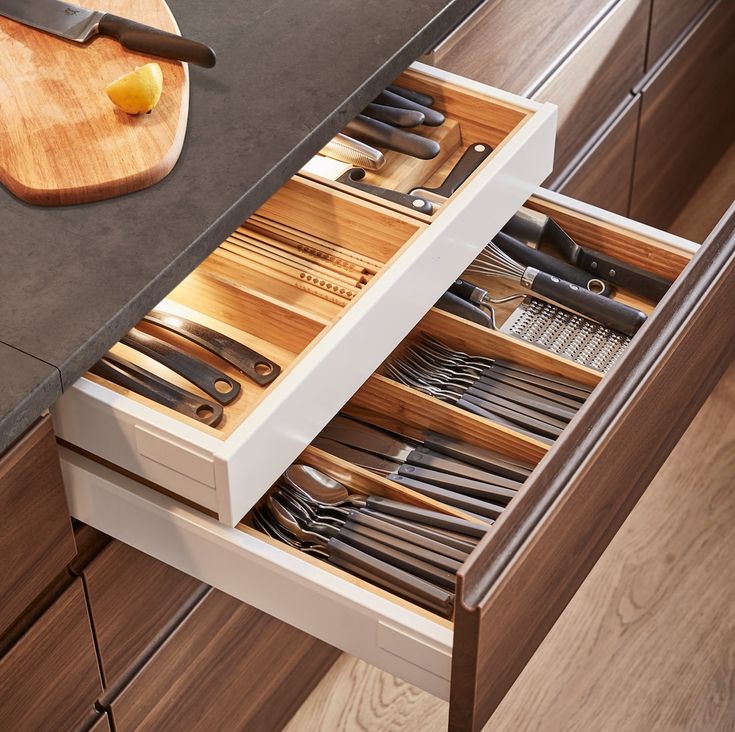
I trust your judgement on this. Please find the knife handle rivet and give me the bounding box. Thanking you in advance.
[474,144,487,152]
[608,269,616,277]
[403,466,415,474]
[413,199,426,208]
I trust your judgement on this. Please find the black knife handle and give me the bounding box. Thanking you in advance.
[362,103,425,127]
[344,116,440,159]
[98,14,216,68]
[336,168,434,214]
[121,328,240,405]
[528,270,647,337]
[386,84,434,108]
[494,232,613,296]
[338,528,456,590]
[374,90,445,126]
[91,355,223,426]
[434,292,494,327]
[343,519,462,574]
[364,496,488,537]
[145,310,281,386]
[346,510,469,561]
[388,474,504,521]
[575,248,673,300]
[405,449,522,492]
[327,539,454,617]
[410,143,493,198]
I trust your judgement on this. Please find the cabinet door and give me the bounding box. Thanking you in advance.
[647,0,713,69]
[0,578,103,730]
[557,96,640,216]
[0,415,75,639]
[84,539,206,687]
[108,589,340,731]
[631,0,735,229]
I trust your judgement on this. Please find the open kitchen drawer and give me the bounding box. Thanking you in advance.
[59,183,735,730]
[52,63,557,526]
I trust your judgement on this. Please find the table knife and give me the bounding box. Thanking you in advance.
[0,0,216,67]
[504,206,673,300]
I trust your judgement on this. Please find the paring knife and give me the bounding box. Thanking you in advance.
[504,206,673,300]
[144,309,281,386]
[409,143,493,205]
[0,0,216,67]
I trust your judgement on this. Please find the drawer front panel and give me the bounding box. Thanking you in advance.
[52,63,556,527]
[647,0,713,69]
[630,0,735,230]
[557,95,640,216]
[0,578,103,730]
[84,539,206,687]
[425,0,614,96]
[450,202,735,731]
[533,0,648,179]
[0,415,76,639]
[108,589,339,732]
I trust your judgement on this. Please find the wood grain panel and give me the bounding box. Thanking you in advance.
[647,0,713,69]
[533,0,649,178]
[450,205,735,731]
[631,0,735,230]
[84,539,206,688]
[109,589,340,732]
[558,96,640,216]
[0,578,102,730]
[0,415,76,640]
[89,713,113,732]
[425,0,614,96]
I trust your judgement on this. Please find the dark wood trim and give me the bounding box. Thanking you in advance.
[450,206,735,731]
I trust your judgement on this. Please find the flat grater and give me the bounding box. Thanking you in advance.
[499,297,631,372]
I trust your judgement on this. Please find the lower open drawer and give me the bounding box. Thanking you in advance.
[59,190,735,732]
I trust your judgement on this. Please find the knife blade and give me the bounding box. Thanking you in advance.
[504,206,673,300]
[318,417,522,495]
[0,0,216,67]
[336,168,435,215]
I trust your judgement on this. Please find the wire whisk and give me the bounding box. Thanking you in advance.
[466,241,529,283]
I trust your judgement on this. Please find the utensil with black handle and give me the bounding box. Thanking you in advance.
[336,168,434,214]
[374,90,445,126]
[344,115,440,159]
[362,102,425,127]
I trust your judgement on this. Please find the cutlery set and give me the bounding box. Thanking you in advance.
[254,463,489,617]
[93,309,281,426]
[384,335,591,445]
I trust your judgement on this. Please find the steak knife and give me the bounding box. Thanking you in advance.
[0,0,216,67]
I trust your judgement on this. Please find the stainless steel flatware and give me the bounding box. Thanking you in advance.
[0,0,216,67]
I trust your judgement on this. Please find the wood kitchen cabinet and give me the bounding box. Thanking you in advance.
[0,415,76,642]
[630,0,735,230]
[107,588,340,732]
[0,578,102,731]
[646,0,714,69]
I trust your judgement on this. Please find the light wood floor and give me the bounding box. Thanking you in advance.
[285,169,735,732]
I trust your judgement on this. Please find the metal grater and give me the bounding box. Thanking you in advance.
[499,297,631,372]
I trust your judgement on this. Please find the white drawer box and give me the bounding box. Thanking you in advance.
[52,63,557,526]
[60,189,702,716]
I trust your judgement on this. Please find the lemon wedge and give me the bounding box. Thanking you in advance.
[106,63,163,115]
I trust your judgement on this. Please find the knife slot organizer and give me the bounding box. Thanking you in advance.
[85,175,427,436]
[305,69,533,213]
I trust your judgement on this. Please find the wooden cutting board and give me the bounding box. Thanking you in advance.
[0,0,189,205]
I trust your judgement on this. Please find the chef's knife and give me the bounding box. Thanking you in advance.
[504,207,673,300]
[409,143,493,204]
[0,0,216,67]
